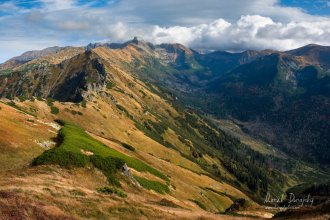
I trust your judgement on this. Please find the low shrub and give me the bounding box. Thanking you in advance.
[46,97,56,106]
[90,155,125,186]
[5,101,36,116]
[69,110,82,116]
[122,143,135,151]
[69,189,86,196]
[18,96,27,102]
[50,106,59,115]
[159,198,180,208]
[54,119,65,126]
[106,81,116,89]
[97,186,127,198]
[134,175,170,194]
[37,96,43,101]
[33,121,168,184]
[32,149,89,168]
[81,100,87,108]
[116,104,128,114]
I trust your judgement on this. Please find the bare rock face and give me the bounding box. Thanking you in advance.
[122,163,141,187]
[0,50,107,102]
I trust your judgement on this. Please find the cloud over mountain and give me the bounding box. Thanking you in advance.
[146,15,330,51]
[1,0,330,62]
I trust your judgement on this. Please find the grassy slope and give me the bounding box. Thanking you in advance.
[92,46,329,214]
[0,99,261,217]
[34,121,168,182]
[0,46,277,218]
[0,101,57,172]
[3,95,261,212]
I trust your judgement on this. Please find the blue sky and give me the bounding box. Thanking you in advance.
[1,0,329,15]
[281,0,330,15]
[1,0,328,17]
[0,0,330,63]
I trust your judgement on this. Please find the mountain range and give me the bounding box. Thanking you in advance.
[0,39,329,219]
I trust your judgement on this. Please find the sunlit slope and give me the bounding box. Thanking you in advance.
[0,101,58,172]
[3,41,323,218]
[0,99,266,219]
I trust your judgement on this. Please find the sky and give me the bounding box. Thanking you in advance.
[0,0,330,63]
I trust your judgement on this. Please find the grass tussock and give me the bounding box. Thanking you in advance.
[97,186,127,198]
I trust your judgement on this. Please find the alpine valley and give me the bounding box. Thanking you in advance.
[0,38,329,219]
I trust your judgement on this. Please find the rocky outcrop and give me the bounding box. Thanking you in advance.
[0,50,107,102]
[122,164,141,187]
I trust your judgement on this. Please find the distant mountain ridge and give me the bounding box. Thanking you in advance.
[3,40,328,77]
[0,46,68,70]
[0,40,329,166]
[203,44,330,165]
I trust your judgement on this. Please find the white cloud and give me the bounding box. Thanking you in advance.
[110,0,313,25]
[0,1,19,11]
[143,15,330,51]
[39,0,76,11]
[1,0,330,63]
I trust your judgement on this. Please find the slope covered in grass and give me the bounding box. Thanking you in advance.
[33,121,168,182]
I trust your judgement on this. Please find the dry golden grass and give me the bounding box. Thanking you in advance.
[0,102,57,172]
[0,164,263,219]
[0,45,276,219]
[0,98,268,218]
[27,47,85,66]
